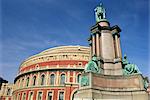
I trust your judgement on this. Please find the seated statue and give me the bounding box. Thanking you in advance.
[94,3,106,22]
[122,54,149,90]
[84,55,100,73]
[122,54,141,75]
[123,64,141,75]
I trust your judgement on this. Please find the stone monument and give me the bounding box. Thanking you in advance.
[73,3,149,100]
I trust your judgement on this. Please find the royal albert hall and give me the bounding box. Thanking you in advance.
[12,46,90,100]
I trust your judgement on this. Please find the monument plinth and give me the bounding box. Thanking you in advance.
[73,2,149,100]
[90,22,122,75]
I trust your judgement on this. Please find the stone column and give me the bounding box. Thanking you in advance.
[73,71,76,83]
[37,72,40,85]
[118,37,122,58]
[114,33,122,59]
[56,71,59,85]
[115,35,119,58]
[45,71,49,85]
[29,74,32,87]
[89,43,92,59]
[96,33,100,57]
[67,71,70,83]
[111,26,122,59]
[99,34,101,57]
[88,37,92,59]
[92,34,96,56]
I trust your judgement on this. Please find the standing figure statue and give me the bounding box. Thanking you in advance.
[94,3,106,22]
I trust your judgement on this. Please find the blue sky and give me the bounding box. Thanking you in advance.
[1,0,149,83]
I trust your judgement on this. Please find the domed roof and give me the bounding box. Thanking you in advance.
[23,45,89,61]
[19,45,90,72]
[40,45,89,55]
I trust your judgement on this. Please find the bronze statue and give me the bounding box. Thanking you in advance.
[84,55,100,73]
[122,54,141,75]
[94,3,106,22]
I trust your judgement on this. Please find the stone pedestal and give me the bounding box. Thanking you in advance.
[73,72,149,100]
[90,22,123,75]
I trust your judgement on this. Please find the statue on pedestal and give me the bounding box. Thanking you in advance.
[94,3,106,22]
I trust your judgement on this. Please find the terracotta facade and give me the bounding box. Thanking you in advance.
[0,46,90,100]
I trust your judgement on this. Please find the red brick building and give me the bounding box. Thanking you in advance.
[12,46,90,100]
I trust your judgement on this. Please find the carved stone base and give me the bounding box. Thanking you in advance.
[73,89,148,100]
[73,72,149,100]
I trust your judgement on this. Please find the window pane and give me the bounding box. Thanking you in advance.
[48,92,52,100]
[26,77,29,86]
[41,75,45,85]
[38,92,42,100]
[59,92,64,100]
[29,92,33,100]
[60,74,65,84]
[33,76,36,86]
[50,74,55,85]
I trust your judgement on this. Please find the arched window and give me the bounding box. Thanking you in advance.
[29,92,33,100]
[26,77,29,87]
[50,74,55,85]
[41,75,45,85]
[77,74,81,83]
[48,92,52,100]
[60,74,65,85]
[33,76,36,86]
[38,92,42,100]
[22,93,26,100]
[59,92,64,100]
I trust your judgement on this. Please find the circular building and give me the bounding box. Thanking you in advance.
[12,45,90,100]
